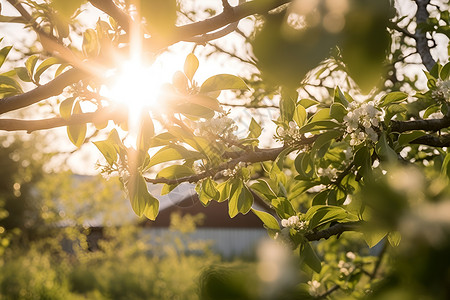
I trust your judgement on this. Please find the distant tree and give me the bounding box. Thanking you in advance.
[0,0,450,298]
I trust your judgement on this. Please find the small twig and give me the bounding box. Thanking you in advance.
[370,241,388,279]
[414,0,436,71]
[317,284,340,299]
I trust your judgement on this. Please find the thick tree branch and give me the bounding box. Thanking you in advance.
[305,221,362,241]
[144,136,316,185]
[410,134,450,147]
[0,108,126,133]
[391,116,450,133]
[415,0,436,71]
[88,0,132,32]
[150,0,291,49]
[0,68,85,115]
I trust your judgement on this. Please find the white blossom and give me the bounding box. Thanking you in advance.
[281,215,308,230]
[317,167,338,180]
[432,79,450,103]
[194,115,238,141]
[307,280,321,296]
[344,100,382,146]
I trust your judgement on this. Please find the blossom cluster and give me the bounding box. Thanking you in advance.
[307,280,321,297]
[432,79,450,103]
[222,161,249,177]
[338,251,356,276]
[276,121,302,143]
[281,215,308,231]
[343,101,382,146]
[317,166,338,180]
[194,115,238,142]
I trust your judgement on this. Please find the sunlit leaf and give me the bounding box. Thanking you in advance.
[137,112,154,152]
[380,92,408,107]
[0,75,23,95]
[82,28,99,57]
[184,53,199,81]
[148,145,202,168]
[251,208,280,230]
[59,97,76,120]
[67,102,86,148]
[34,57,60,83]
[25,55,38,77]
[388,231,401,247]
[93,139,117,166]
[0,45,12,69]
[293,105,307,127]
[156,165,195,179]
[200,74,248,93]
[247,118,262,139]
[15,67,31,82]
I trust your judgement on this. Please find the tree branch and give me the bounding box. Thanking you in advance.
[305,221,362,241]
[88,0,132,32]
[144,136,314,185]
[391,116,450,133]
[410,134,450,147]
[414,0,436,71]
[149,0,292,49]
[0,108,126,133]
[0,68,85,115]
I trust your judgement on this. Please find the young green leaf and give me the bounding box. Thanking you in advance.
[66,102,86,147]
[14,67,31,82]
[247,118,262,139]
[156,165,195,179]
[200,74,248,93]
[34,57,59,83]
[330,103,347,122]
[25,55,38,78]
[293,104,307,127]
[300,242,322,273]
[0,45,12,69]
[380,92,408,107]
[184,53,199,81]
[59,97,76,120]
[93,139,117,166]
[148,145,202,168]
[251,208,280,230]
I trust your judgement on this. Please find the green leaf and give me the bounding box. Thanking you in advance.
[185,95,221,111]
[298,99,319,108]
[197,178,220,205]
[293,104,307,127]
[440,61,450,80]
[380,92,408,107]
[217,180,231,202]
[250,179,277,201]
[228,180,253,218]
[127,173,159,219]
[82,28,99,57]
[148,145,202,168]
[93,139,117,166]
[177,103,215,119]
[137,112,155,152]
[385,104,407,124]
[294,152,314,179]
[330,103,347,122]
[363,227,388,248]
[34,57,59,83]
[0,46,12,69]
[333,86,349,107]
[184,53,199,81]
[66,102,86,147]
[172,70,188,92]
[0,75,23,95]
[299,120,339,134]
[375,132,397,163]
[247,118,262,139]
[441,151,450,179]
[251,208,280,230]
[300,242,322,273]
[200,74,248,93]
[15,67,31,82]
[310,108,331,123]
[397,131,426,147]
[306,205,348,229]
[59,97,76,119]
[423,104,440,119]
[156,165,195,179]
[25,55,38,77]
[388,231,401,247]
[311,130,342,156]
[271,197,295,219]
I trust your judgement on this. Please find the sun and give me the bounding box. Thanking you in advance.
[104,58,162,113]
